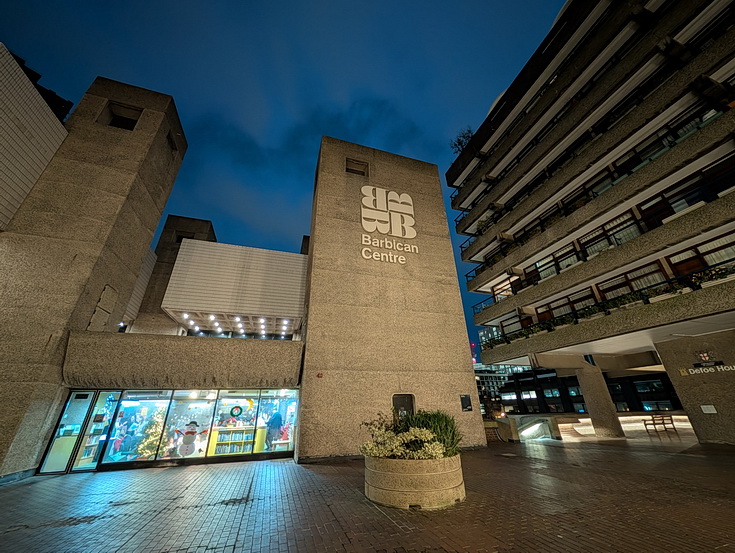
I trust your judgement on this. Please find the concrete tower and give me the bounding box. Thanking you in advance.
[0,78,186,477]
[297,137,486,460]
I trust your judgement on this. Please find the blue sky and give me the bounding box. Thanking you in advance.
[2,0,566,349]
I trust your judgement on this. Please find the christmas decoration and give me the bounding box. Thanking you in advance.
[136,407,165,459]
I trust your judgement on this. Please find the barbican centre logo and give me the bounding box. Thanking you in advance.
[359,185,419,265]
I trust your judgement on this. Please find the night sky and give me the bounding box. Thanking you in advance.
[2,0,566,348]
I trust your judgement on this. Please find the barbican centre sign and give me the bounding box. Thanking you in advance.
[359,185,419,265]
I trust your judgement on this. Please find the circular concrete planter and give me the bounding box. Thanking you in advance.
[364,455,465,510]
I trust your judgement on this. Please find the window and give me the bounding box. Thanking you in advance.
[699,233,735,265]
[102,390,172,464]
[598,262,665,300]
[642,401,673,411]
[521,391,537,400]
[97,101,143,131]
[635,380,665,393]
[156,390,217,460]
[345,158,368,176]
[615,402,630,412]
[543,388,560,398]
[572,402,587,413]
[501,392,517,401]
[568,386,582,397]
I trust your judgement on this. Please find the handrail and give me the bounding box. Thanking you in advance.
[466,164,735,292]
[480,256,735,348]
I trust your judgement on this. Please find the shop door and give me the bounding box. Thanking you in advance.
[70,391,121,471]
[39,390,121,474]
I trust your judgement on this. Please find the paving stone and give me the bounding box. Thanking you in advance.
[0,436,733,552]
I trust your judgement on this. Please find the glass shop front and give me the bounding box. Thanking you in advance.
[39,388,299,474]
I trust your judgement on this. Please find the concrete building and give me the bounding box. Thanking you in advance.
[447,0,735,443]
[0,43,69,230]
[0,74,187,479]
[1,72,484,479]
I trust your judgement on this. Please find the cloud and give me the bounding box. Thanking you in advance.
[169,95,443,250]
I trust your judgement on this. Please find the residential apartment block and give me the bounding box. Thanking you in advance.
[447,0,735,443]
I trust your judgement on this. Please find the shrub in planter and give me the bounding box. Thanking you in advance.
[553,314,577,327]
[577,305,604,319]
[361,411,465,509]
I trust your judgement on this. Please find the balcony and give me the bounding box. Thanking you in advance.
[468,163,735,297]
[480,258,735,350]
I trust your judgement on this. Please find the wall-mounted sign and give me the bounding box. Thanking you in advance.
[360,186,420,265]
[701,405,718,414]
[460,395,472,412]
[678,365,735,376]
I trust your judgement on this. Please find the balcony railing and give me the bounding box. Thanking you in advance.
[466,164,735,293]
[480,257,735,349]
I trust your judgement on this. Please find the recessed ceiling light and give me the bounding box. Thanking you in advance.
[237,323,243,328]
[260,330,265,334]
[194,326,200,331]
[282,325,287,330]
[261,324,265,329]
[209,314,216,321]
[219,328,225,333]
[281,331,285,335]
[189,391,198,399]
[188,320,194,326]
[235,316,241,322]
[239,329,245,334]
[183,313,189,319]
[259,318,265,323]
[118,321,125,327]
[284,320,289,324]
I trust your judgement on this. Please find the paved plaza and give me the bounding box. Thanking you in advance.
[0,431,733,553]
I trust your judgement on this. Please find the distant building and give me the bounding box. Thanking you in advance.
[497,367,682,415]
[447,1,735,443]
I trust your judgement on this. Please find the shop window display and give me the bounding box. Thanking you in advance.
[157,390,217,460]
[259,389,299,453]
[210,390,260,456]
[102,390,172,464]
[42,387,301,473]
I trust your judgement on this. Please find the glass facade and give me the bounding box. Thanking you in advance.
[40,388,299,474]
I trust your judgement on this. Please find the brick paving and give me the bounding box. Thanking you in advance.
[0,434,733,553]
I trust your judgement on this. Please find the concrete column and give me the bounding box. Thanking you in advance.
[575,364,625,438]
[655,331,735,445]
[0,78,186,477]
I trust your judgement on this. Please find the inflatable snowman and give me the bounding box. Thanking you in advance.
[174,421,208,457]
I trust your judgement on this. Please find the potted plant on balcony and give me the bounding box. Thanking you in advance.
[361,411,465,510]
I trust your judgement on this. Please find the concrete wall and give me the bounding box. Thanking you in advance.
[0,43,67,230]
[0,78,186,477]
[655,330,735,445]
[297,137,486,460]
[64,331,303,390]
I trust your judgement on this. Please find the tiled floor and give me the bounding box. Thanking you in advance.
[1,432,733,553]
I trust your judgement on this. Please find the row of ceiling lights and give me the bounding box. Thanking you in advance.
[182,313,291,336]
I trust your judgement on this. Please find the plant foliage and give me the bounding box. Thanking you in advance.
[450,127,473,155]
[360,410,463,459]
